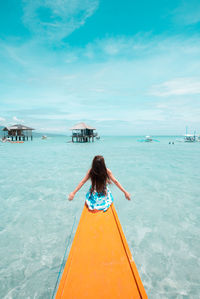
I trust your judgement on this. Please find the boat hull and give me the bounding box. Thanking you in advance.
[55,204,147,299]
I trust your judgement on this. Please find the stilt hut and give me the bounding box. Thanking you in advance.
[70,122,97,143]
[2,124,35,141]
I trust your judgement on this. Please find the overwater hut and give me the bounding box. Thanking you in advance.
[2,124,35,141]
[70,122,97,143]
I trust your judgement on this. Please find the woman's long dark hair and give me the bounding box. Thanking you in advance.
[89,156,110,195]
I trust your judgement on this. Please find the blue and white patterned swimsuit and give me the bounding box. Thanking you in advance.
[86,185,113,212]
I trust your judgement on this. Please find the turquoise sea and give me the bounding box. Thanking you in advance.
[0,136,199,299]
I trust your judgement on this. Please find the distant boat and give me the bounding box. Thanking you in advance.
[184,134,196,142]
[1,137,11,143]
[144,136,153,142]
[1,138,24,143]
[176,128,197,143]
[137,136,159,142]
[41,135,47,140]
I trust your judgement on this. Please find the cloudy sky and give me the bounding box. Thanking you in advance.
[0,0,200,135]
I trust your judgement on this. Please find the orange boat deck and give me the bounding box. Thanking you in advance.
[55,204,148,299]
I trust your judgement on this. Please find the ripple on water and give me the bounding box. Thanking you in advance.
[0,136,200,298]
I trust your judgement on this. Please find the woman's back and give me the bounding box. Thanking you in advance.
[68,155,131,205]
[89,156,110,195]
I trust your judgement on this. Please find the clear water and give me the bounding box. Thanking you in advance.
[0,136,199,299]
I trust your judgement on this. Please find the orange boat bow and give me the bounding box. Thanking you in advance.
[56,204,148,299]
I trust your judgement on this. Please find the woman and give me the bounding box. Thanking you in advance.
[68,155,131,211]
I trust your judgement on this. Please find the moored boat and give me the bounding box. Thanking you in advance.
[177,134,197,143]
[1,137,11,143]
[184,134,196,142]
[145,136,153,142]
[138,136,159,143]
[177,127,198,143]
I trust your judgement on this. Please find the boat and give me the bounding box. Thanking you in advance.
[184,134,196,142]
[55,204,147,299]
[42,135,47,140]
[1,138,7,143]
[176,127,197,143]
[10,141,24,143]
[144,136,153,142]
[1,137,24,143]
[177,133,197,143]
[1,137,11,143]
[137,136,159,143]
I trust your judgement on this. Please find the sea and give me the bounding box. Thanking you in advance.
[0,136,199,299]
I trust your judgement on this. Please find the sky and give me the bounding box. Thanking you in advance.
[0,0,200,135]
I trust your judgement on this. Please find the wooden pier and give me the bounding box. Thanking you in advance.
[70,122,97,143]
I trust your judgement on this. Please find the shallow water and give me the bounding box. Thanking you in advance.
[0,136,200,298]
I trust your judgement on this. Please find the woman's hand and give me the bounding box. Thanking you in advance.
[68,192,75,201]
[124,191,131,201]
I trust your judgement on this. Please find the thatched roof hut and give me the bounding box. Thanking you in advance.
[70,122,97,143]
[2,124,35,141]
[70,122,96,130]
[3,124,35,131]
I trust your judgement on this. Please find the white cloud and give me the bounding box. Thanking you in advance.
[13,116,24,123]
[1,34,200,134]
[39,126,67,132]
[34,114,69,120]
[0,117,6,122]
[150,78,200,97]
[83,36,153,58]
[173,0,200,25]
[22,0,99,41]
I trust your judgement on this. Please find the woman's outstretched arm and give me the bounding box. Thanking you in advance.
[107,169,131,201]
[68,170,90,201]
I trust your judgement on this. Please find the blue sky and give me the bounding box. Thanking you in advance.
[0,0,200,135]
